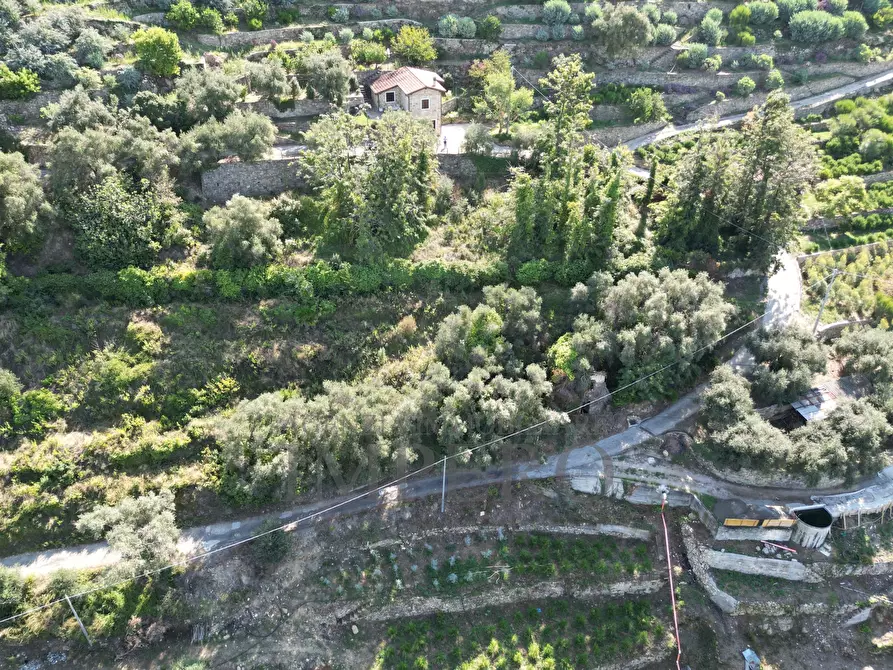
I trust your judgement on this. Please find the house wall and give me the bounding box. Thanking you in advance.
[373,86,443,134]
[374,86,407,112]
[407,89,442,134]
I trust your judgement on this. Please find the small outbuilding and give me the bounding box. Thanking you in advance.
[370,66,447,134]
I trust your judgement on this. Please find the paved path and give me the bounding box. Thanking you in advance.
[763,251,802,330]
[0,377,872,576]
[620,65,893,152]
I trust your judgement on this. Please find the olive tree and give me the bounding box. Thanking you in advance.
[599,268,735,400]
[179,109,276,173]
[306,49,352,105]
[76,489,180,578]
[749,323,827,404]
[591,3,654,58]
[204,195,283,269]
[0,150,49,250]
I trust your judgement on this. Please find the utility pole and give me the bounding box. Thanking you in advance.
[813,269,839,335]
[440,457,447,514]
[66,595,91,646]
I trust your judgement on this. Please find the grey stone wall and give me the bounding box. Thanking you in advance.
[586,120,667,147]
[202,159,305,202]
[0,91,62,124]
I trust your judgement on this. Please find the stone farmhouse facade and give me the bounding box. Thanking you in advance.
[370,67,447,135]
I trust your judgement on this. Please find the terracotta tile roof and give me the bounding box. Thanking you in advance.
[370,67,446,95]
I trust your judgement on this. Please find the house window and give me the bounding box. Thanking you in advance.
[421,98,430,110]
[385,91,395,103]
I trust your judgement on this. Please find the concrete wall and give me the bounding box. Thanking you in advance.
[715,527,793,542]
[704,550,822,582]
[202,158,305,203]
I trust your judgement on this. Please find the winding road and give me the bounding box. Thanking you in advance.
[4,66,893,579]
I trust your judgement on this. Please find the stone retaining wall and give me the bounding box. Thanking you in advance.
[240,98,336,119]
[196,18,414,47]
[682,525,739,614]
[202,158,305,202]
[587,120,667,147]
[686,75,856,121]
[0,91,62,124]
[816,319,872,340]
[363,577,664,622]
[201,153,508,201]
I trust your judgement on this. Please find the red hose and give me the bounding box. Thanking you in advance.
[661,496,683,670]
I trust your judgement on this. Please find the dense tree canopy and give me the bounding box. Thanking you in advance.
[302,110,437,257]
[0,150,48,250]
[749,324,828,404]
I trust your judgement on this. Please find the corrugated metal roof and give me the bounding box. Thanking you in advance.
[371,67,446,95]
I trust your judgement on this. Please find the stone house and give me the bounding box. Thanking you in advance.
[370,67,447,135]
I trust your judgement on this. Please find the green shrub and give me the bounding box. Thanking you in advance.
[350,39,387,64]
[789,10,844,42]
[199,8,224,34]
[543,0,572,24]
[653,23,676,45]
[457,16,476,38]
[330,5,349,22]
[338,28,353,43]
[739,30,756,44]
[250,520,292,566]
[0,63,40,100]
[677,42,708,68]
[69,176,176,271]
[827,0,848,13]
[702,54,722,71]
[438,14,459,37]
[765,68,784,89]
[13,389,65,436]
[240,0,268,23]
[535,26,550,41]
[661,9,677,24]
[516,259,553,285]
[873,6,893,26]
[730,4,751,31]
[842,10,868,37]
[835,99,856,114]
[705,7,724,22]
[777,0,817,22]
[166,0,200,30]
[735,75,756,96]
[0,568,26,619]
[204,196,283,270]
[479,15,503,39]
[641,3,661,23]
[133,27,183,76]
[698,16,723,45]
[747,0,780,23]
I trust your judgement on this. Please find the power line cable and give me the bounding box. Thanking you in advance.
[0,270,838,629]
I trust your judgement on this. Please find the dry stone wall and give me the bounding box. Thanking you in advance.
[0,91,62,124]
[587,120,667,147]
[202,158,305,202]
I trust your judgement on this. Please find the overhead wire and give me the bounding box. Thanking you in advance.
[0,89,853,630]
[0,269,838,629]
